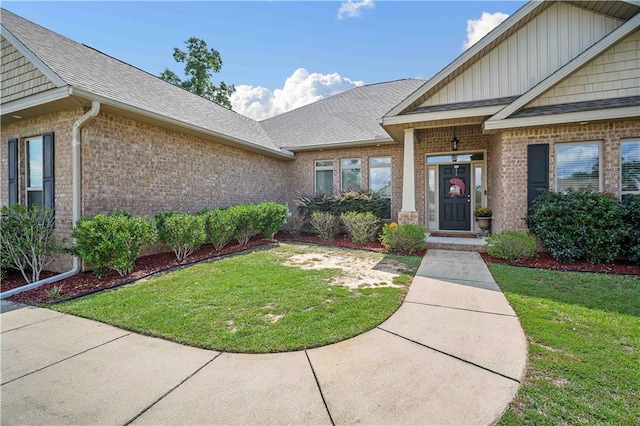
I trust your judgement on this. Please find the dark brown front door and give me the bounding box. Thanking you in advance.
[439,164,471,231]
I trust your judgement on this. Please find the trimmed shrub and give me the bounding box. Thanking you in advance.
[228,203,260,246]
[298,190,387,220]
[622,194,640,264]
[162,213,206,261]
[256,201,288,240]
[203,208,236,252]
[154,211,179,244]
[380,223,426,254]
[486,231,536,262]
[72,211,157,277]
[527,190,626,263]
[0,204,58,283]
[310,212,340,241]
[341,212,380,244]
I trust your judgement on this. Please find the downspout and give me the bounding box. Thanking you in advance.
[1,101,101,299]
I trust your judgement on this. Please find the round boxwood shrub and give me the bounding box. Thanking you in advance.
[486,231,536,263]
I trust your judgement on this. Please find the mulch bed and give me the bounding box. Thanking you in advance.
[3,234,637,306]
[480,252,640,276]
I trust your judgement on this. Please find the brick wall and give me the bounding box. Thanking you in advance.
[496,119,640,232]
[1,108,82,272]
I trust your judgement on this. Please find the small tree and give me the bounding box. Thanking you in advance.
[0,205,58,283]
[203,208,237,252]
[160,37,235,108]
[162,213,206,261]
[256,202,288,240]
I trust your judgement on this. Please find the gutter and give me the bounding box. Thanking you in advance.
[1,101,101,299]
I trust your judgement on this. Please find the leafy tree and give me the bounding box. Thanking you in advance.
[160,37,235,109]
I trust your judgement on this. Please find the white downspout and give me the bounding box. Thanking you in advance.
[1,101,100,299]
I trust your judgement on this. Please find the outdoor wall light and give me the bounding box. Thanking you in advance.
[451,135,460,151]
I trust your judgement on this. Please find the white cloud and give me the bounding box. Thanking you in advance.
[463,11,509,50]
[231,68,363,120]
[337,0,375,20]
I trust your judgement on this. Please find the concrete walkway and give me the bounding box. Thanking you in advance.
[1,250,526,425]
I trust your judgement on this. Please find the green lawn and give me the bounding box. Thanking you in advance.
[53,243,420,353]
[489,265,640,425]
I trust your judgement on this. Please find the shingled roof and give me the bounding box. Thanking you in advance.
[260,79,425,150]
[1,9,282,155]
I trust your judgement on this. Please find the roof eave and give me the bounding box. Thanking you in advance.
[483,106,640,132]
[284,138,396,152]
[69,87,295,160]
[381,104,508,126]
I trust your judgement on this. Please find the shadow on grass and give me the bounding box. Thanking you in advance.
[488,264,640,317]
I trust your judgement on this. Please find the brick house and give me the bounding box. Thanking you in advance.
[2,1,639,273]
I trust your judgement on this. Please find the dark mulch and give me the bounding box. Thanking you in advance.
[481,252,640,276]
[4,236,273,305]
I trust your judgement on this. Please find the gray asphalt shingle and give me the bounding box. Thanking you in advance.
[260,79,425,149]
[511,96,640,118]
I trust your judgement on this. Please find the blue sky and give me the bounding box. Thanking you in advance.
[3,1,527,118]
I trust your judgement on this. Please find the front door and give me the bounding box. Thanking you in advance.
[439,164,471,230]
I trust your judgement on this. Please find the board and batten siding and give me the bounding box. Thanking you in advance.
[419,2,624,108]
[528,29,640,107]
[0,36,55,103]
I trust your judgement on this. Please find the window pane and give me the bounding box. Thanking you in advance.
[315,160,333,168]
[27,138,43,188]
[556,142,600,192]
[369,166,391,196]
[27,190,43,208]
[475,166,483,211]
[427,167,436,230]
[426,153,483,164]
[369,156,391,166]
[341,158,361,168]
[621,141,640,193]
[341,168,361,190]
[316,169,333,193]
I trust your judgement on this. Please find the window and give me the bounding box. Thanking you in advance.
[621,140,640,199]
[341,158,361,191]
[315,160,333,194]
[369,157,392,219]
[475,165,484,211]
[555,142,601,192]
[26,136,44,207]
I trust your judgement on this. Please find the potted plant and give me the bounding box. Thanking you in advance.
[474,207,492,235]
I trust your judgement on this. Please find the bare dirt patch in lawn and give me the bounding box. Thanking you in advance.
[284,251,408,289]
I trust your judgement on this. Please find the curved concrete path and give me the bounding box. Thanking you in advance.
[1,250,526,425]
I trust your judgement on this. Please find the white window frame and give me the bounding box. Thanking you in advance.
[621,139,640,198]
[369,156,392,219]
[340,158,362,191]
[314,160,333,194]
[555,141,602,193]
[25,136,44,208]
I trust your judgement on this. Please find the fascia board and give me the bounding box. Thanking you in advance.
[381,104,507,126]
[483,106,640,131]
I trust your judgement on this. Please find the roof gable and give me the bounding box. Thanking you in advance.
[385,0,638,119]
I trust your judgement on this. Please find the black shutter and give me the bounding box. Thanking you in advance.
[527,143,549,212]
[8,138,18,205]
[42,132,55,209]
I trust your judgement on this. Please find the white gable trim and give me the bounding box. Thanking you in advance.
[0,86,71,114]
[381,104,509,126]
[1,24,67,88]
[484,106,640,131]
[384,0,542,118]
[489,13,640,122]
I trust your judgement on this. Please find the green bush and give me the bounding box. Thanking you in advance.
[154,211,179,244]
[298,190,387,220]
[380,223,426,254]
[0,204,58,283]
[486,231,536,262]
[256,201,288,240]
[203,208,236,252]
[527,190,626,263]
[310,212,340,241]
[622,195,640,264]
[341,212,380,244]
[162,213,206,261]
[227,203,259,246]
[72,211,157,277]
